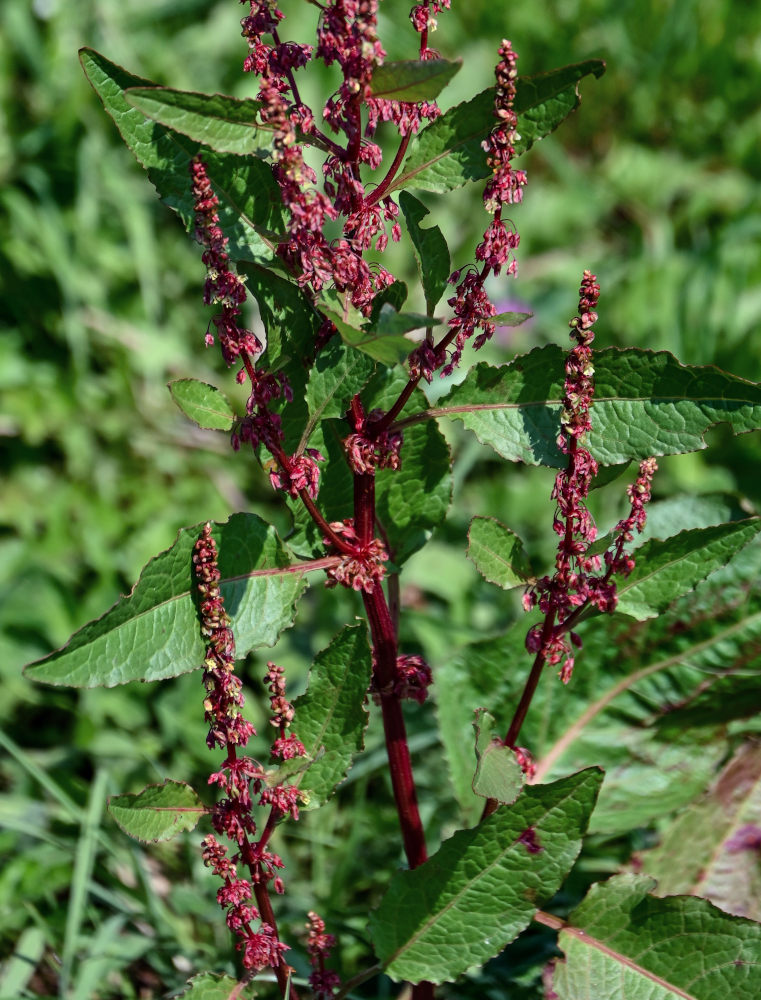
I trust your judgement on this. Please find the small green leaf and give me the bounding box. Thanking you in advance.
[168,378,235,431]
[398,191,450,313]
[472,708,523,804]
[108,780,204,843]
[369,769,603,984]
[25,514,310,687]
[175,972,257,999]
[288,625,373,808]
[80,48,284,263]
[467,516,534,589]
[492,310,533,326]
[370,304,444,337]
[551,874,761,999]
[370,58,461,102]
[394,60,605,195]
[322,305,414,365]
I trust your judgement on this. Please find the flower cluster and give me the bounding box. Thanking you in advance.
[269,448,324,499]
[323,518,388,593]
[393,653,433,704]
[266,661,307,762]
[605,457,658,576]
[306,911,341,999]
[344,409,403,474]
[524,273,656,683]
[414,40,526,382]
[190,157,262,365]
[194,525,306,971]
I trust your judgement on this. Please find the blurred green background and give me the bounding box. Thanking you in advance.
[2,0,761,996]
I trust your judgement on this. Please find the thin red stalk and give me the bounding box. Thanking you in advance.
[366,132,412,206]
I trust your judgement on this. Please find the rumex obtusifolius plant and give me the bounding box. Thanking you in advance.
[23,1,761,998]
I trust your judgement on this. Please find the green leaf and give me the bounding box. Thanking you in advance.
[472,708,523,804]
[467,516,534,589]
[124,87,269,156]
[424,346,761,467]
[551,874,761,999]
[369,769,603,984]
[491,310,533,326]
[640,742,761,920]
[287,625,373,809]
[108,780,204,843]
[175,972,257,1000]
[369,280,409,325]
[370,304,444,337]
[241,262,320,376]
[370,58,461,102]
[375,414,452,565]
[25,514,310,687]
[322,305,414,365]
[609,519,761,621]
[398,191,450,313]
[301,339,376,452]
[393,60,605,195]
[79,48,284,263]
[168,378,235,431]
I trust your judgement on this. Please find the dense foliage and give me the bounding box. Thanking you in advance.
[3,2,761,998]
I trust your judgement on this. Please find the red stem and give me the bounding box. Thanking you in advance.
[353,462,428,870]
[367,132,412,206]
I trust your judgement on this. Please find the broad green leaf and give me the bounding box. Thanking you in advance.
[241,262,320,376]
[640,742,761,920]
[80,48,284,263]
[288,626,373,808]
[472,708,523,804]
[551,874,761,999]
[393,60,605,195]
[369,769,602,984]
[398,191,450,312]
[322,305,414,365]
[609,519,761,621]
[168,378,235,431]
[301,339,376,452]
[422,346,761,467]
[108,780,204,843]
[369,58,461,102]
[25,514,310,687]
[124,87,269,156]
[467,516,534,589]
[176,972,257,999]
